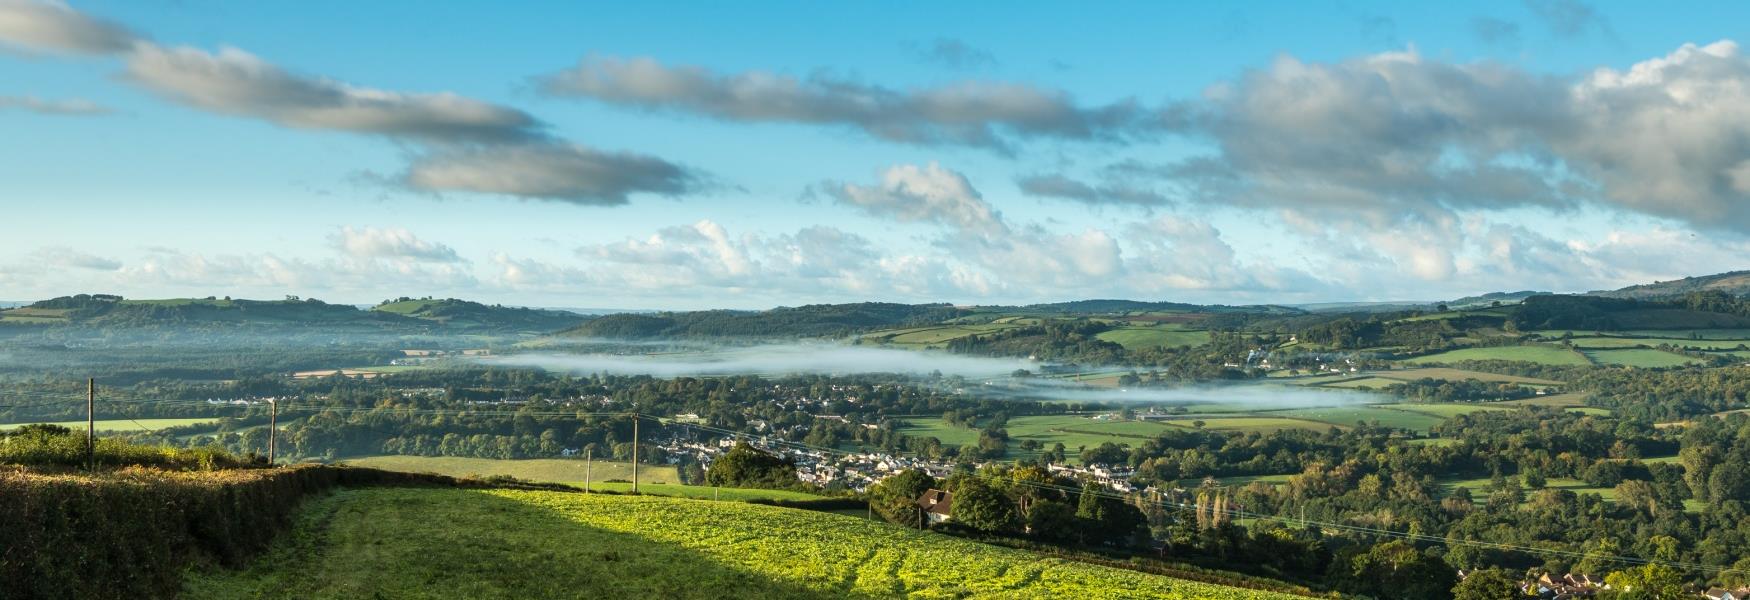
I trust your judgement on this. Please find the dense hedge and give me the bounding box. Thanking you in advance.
[0,464,467,600]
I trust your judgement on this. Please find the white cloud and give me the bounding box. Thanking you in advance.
[538,55,1163,151]
[0,95,110,115]
[1157,41,1750,233]
[820,163,1005,233]
[31,246,120,271]
[329,227,462,263]
[404,143,700,205]
[126,45,542,143]
[0,0,137,56]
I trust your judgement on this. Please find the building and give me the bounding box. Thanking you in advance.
[1705,589,1750,600]
[916,489,953,525]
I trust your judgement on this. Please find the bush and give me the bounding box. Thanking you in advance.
[0,463,470,599]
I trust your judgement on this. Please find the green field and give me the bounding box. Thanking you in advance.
[1376,368,1562,385]
[340,455,681,485]
[899,413,1336,461]
[583,482,824,501]
[1315,377,1406,389]
[0,418,216,432]
[1441,476,1616,502]
[866,323,1022,346]
[185,488,1295,599]
[1579,348,1701,368]
[1159,417,1338,433]
[1379,403,1511,419]
[1404,345,1592,366]
[1501,392,1589,408]
[1094,327,1211,350]
[1276,406,1446,431]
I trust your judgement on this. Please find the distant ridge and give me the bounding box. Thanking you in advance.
[1591,270,1750,300]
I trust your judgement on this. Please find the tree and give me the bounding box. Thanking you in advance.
[1601,564,1685,600]
[1334,541,1456,600]
[951,479,1020,534]
[868,469,936,526]
[1452,569,1523,600]
[706,443,798,489]
[1075,484,1145,547]
[1025,500,1079,543]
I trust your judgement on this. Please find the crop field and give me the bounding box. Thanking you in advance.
[1403,345,1592,366]
[1094,327,1211,350]
[185,488,1298,599]
[0,418,216,432]
[1579,348,1701,368]
[340,455,681,486]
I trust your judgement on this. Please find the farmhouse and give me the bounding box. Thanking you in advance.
[915,489,953,525]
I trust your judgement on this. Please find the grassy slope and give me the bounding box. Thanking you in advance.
[0,418,215,432]
[186,488,1293,599]
[339,455,681,485]
[1404,345,1592,366]
[1579,348,1701,367]
[1094,327,1211,350]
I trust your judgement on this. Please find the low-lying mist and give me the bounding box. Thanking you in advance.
[485,342,1031,379]
[483,341,1377,408]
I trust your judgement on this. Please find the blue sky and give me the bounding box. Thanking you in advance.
[3,0,1749,309]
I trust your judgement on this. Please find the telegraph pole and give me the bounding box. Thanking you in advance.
[267,399,278,465]
[85,378,95,471]
[584,446,593,493]
[640,416,647,496]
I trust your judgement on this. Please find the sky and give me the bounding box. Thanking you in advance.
[3,0,1750,310]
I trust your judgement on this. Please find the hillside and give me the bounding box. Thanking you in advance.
[562,302,965,339]
[371,297,588,332]
[0,294,585,333]
[1594,270,1750,300]
[186,487,1298,599]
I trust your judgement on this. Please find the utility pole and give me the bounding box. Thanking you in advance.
[631,413,640,494]
[267,398,278,465]
[85,378,95,471]
[584,446,592,493]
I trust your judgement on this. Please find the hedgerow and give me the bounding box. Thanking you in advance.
[0,463,471,600]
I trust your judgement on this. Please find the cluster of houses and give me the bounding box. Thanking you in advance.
[654,434,957,493]
[1492,572,1749,600]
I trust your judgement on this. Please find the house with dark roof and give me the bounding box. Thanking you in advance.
[915,489,953,525]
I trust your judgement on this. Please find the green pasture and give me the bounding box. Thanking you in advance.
[0,418,217,432]
[340,455,682,486]
[1580,348,1701,368]
[1094,327,1211,350]
[1403,345,1591,366]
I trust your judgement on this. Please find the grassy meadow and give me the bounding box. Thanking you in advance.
[339,455,681,485]
[0,418,216,432]
[1404,345,1592,366]
[184,488,1300,599]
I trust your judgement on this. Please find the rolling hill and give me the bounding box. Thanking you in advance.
[185,487,1302,599]
[562,302,964,339]
[1593,270,1750,300]
[0,294,587,333]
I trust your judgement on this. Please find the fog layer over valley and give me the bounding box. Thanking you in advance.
[485,342,1371,408]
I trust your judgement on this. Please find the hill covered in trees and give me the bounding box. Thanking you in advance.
[0,294,588,334]
[561,302,964,338]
